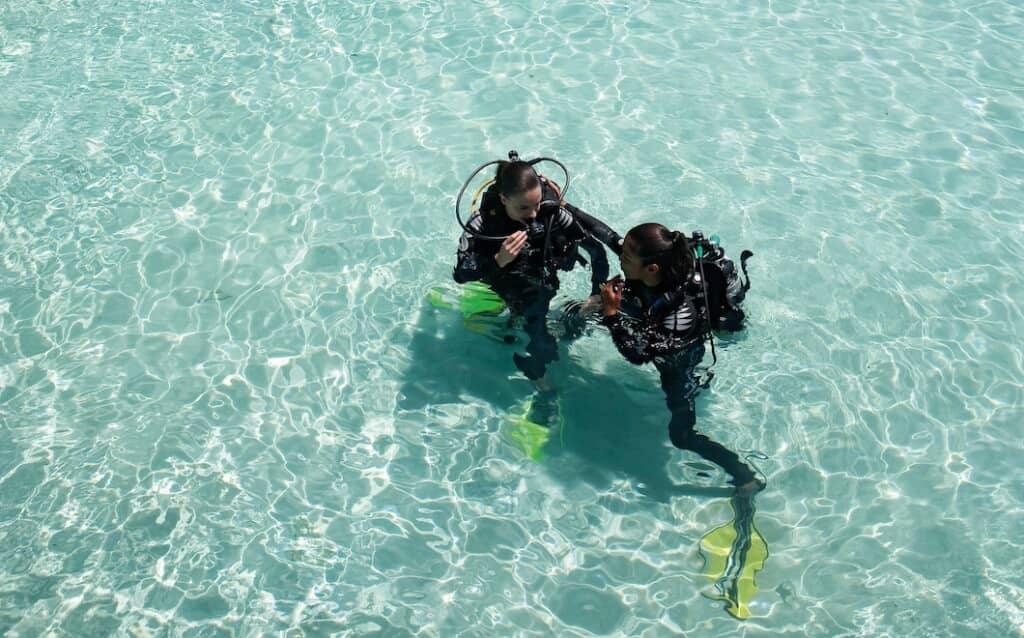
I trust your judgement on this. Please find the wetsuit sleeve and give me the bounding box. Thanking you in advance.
[550,205,583,238]
[453,216,500,284]
[579,234,609,295]
[600,307,696,365]
[565,203,623,255]
[541,175,622,253]
[557,203,621,294]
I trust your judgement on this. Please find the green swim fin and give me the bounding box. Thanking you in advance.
[427,287,456,311]
[428,282,506,318]
[698,495,768,620]
[505,391,563,461]
[428,283,515,343]
[457,281,506,318]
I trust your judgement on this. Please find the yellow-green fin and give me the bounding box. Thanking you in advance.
[699,498,769,620]
[504,392,563,461]
[457,281,506,318]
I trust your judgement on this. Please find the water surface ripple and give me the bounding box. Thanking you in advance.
[1,0,1023,635]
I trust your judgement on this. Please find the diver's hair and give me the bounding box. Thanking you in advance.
[495,160,540,197]
[625,222,693,285]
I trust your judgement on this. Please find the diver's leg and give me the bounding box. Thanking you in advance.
[513,287,558,379]
[492,282,552,385]
[661,343,760,490]
[667,403,759,488]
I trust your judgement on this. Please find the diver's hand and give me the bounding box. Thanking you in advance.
[600,276,624,316]
[496,231,527,268]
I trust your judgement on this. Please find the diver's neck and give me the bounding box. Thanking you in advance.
[640,271,663,288]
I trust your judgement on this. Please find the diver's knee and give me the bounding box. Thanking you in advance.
[513,353,547,380]
[526,335,558,359]
[669,425,696,450]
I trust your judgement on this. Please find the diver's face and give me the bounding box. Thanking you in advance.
[500,185,543,224]
[620,236,659,283]
[619,236,646,280]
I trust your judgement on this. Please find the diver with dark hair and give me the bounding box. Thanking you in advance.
[599,222,763,493]
[453,151,621,395]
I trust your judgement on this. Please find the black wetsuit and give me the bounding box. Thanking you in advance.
[601,259,757,486]
[453,180,620,379]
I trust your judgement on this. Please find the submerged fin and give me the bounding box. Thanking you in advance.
[505,391,563,461]
[698,495,769,620]
[462,317,519,344]
[457,281,506,318]
[428,282,506,318]
[506,416,551,461]
[428,283,514,343]
[427,287,456,310]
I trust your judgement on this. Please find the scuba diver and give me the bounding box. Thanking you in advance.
[452,151,622,397]
[598,222,764,494]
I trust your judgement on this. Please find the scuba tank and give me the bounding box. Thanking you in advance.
[645,231,753,384]
[690,231,752,332]
[648,231,753,331]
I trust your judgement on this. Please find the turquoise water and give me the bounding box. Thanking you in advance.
[2,0,1023,635]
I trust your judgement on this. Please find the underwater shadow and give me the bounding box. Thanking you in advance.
[397,294,734,503]
[396,293,528,415]
[549,352,736,503]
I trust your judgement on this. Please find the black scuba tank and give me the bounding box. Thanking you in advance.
[647,231,752,332]
[691,231,751,331]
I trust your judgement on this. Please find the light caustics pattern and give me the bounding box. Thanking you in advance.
[1,0,1022,635]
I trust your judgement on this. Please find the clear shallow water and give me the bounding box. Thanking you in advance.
[2,0,1023,635]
